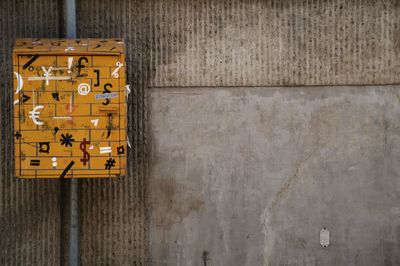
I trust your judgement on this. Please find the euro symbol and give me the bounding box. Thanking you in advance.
[28,105,44,125]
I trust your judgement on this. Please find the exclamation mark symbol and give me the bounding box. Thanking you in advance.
[67,57,73,74]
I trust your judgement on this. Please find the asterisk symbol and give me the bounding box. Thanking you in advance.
[60,133,75,147]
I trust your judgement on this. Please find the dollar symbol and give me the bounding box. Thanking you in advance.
[80,138,90,166]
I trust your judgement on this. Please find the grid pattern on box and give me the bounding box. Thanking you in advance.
[13,46,127,178]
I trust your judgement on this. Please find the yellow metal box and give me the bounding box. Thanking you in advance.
[13,38,128,178]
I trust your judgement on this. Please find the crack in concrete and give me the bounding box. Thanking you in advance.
[271,142,326,211]
[383,119,389,153]
[261,142,326,266]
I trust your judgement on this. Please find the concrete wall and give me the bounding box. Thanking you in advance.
[2,0,400,265]
[0,1,61,265]
[147,1,400,265]
[149,86,400,265]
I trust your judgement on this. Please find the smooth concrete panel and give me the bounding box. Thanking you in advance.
[149,86,400,266]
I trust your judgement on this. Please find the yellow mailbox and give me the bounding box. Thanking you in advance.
[13,39,128,178]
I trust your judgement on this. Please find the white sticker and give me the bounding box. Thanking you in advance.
[28,105,44,125]
[111,61,123,78]
[90,119,99,127]
[95,93,118,99]
[78,83,91,95]
[14,72,23,94]
[320,227,330,247]
[100,146,112,154]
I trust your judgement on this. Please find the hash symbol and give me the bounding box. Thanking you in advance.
[105,158,116,170]
[60,133,75,147]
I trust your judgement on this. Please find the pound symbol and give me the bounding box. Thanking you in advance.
[76,57,88,77]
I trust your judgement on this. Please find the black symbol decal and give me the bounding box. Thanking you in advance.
[117,145,125,155]
[105,158,116,170]
[77,57,88,77]
[53,127,59,135]
[30,160,40,166]
[94,44,101,49]
[79,138,91,166]
[110,47,116,51]
[22,54,39,70]
[16,42,27,47]
[39,142,50,153]
[94,70,100,87]
[102,83,112,105]
[52,92,60,101]
[14,131,22,139]
[60,133,75,147]
[106,113,112,139]
[22,94,31,103]
[60,161,75,179]
[202,251,210,266]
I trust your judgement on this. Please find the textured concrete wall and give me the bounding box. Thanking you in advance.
[76,1,150,264]
[2,0,400,265]
[148,0,400,87]
[147,0,400,265]
[0,1,61,265]
[149,86,400,265]
[0,0,150,265]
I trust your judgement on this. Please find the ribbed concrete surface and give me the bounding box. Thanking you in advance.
[76,1,149,265]
[149,0,400,87]
[0,1,61,265]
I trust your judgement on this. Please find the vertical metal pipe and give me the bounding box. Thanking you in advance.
[62,0,79,266]
[65,0,76,38]
[66,179,79,266]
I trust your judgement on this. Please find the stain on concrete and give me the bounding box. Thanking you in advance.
[151,178,204,230]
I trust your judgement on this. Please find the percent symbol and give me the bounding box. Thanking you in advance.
[111,61,123,78]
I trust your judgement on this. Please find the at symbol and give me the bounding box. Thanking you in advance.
[78,83,91,95]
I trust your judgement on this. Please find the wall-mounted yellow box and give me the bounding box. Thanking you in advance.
[13,39,128,178]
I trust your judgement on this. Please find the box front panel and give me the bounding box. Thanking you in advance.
[13,46,127,178]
